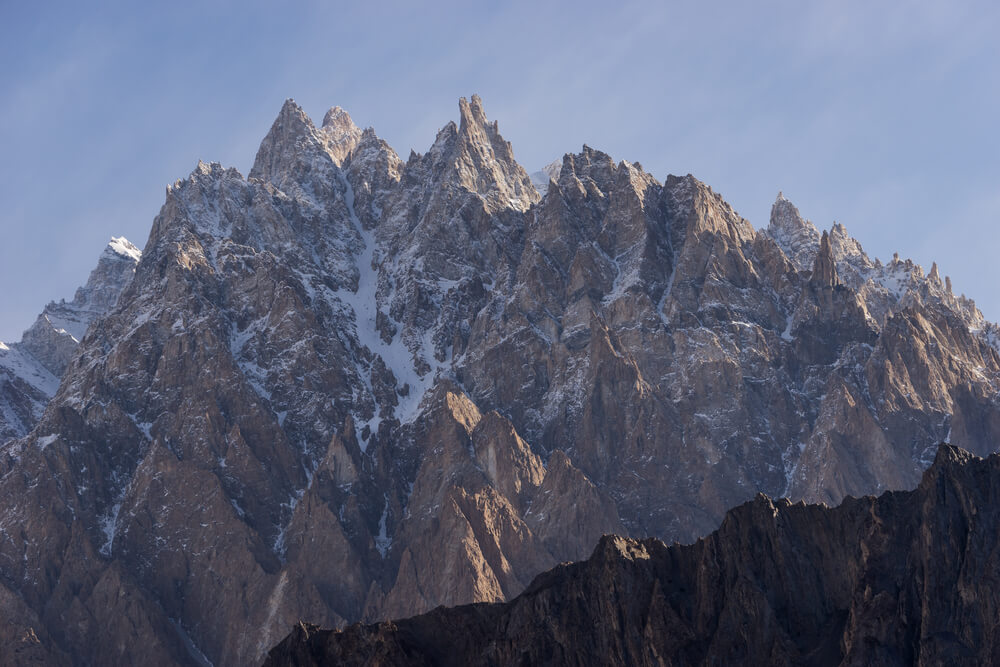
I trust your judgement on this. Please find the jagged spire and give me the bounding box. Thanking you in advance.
[810,230,839,288]
[458,94,489,132]
[766,192,821,272]
[427,94,539,211]
[929,261,941,284]
[768,192,816,238]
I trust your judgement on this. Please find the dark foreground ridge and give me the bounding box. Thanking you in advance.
[265,444,999,666]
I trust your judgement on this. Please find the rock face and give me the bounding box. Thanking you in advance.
[2,96,1000,665]
[266,444,1000,667]
[0,237,140,442]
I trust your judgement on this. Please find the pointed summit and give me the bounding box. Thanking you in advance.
[766,192,820,271]
[415,94,539,212]
[458,94,490,131]
[15,235,142,380]
[769,192,810,231]
[929,261,941,285]
[810,230,839,288]
[106,236,142,263]
[250,99,321,185]
[249,98,365,199]
[322,105,353,129]
[320,106,363,164]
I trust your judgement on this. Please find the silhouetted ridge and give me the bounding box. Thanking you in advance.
[266,444,1000,666]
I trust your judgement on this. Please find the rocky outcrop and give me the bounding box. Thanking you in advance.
[266,444,1000,667]
[0,237,140,442]
[2,96,1000,665]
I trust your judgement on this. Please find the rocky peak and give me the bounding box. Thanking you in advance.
[249,99,318,185]
[322,105,355,132]
[0,236,141,441]
[320,106,363,165]
[929,260,942,284]
[21,236,141,372]
[343,127,403,230]
[457,94,488,130]
[809,230,839,288]
[249,99,362,206]
[827,221,868,266]
[447,94,539,211]
[560,145,616,188]
[766,192,819,271]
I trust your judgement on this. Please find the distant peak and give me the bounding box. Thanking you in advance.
[530,159,563,197]
[193,159,231,176]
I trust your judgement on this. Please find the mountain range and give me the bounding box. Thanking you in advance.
[2,95,999,665]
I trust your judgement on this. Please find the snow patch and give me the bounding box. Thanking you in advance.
[108,236,143,263]
[781,313,795,342]
[333,171,446,448]
[375,496,391,558]
[169,619,213,667]
[99,498,123,557]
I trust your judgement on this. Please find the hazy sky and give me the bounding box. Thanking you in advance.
[2,1,999,341]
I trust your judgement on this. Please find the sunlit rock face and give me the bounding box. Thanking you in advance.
[2,96,1000,665]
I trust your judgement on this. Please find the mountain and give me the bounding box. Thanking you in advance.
[265,444,1000,666]
[2,96,1000,665]
[0,237,140,443]
[528,159,562,197]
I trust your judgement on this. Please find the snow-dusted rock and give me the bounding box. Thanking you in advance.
[2,96,1000,665]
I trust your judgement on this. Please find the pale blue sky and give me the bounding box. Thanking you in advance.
[2,1,999,341]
